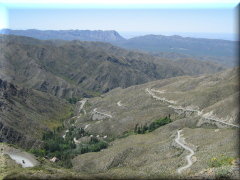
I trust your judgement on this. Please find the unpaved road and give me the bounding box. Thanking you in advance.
[146,88,177,104]
[117,101,123,107]
[64,98,87,126]
[201,113,239,128]
[78,99,87,115]
[7,153,36,168]
[62,130,69,139]
[84,124,90,130]
[2,145,38,168]
[63,99,87,138]
[146,88,239,128]
[175,130,195,174]
[93,108,112,118]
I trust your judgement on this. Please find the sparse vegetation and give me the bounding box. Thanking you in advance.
[215,167,232,179]
[0,33,238,179]
[209,155,235,168]
[43,106,74,130]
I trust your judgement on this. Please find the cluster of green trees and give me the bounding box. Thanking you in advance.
[67,97,79,104]
[74,136,108,154]
[134,116,172,134]
[31,126,108,168]
[31,115,171,168]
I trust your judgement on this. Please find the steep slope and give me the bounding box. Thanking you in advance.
[0,29,125,42]
[0,79,73,149]
[70,68,239,178]
[114,34,237,66]
[68,67,238,137]
[0,35,225,99]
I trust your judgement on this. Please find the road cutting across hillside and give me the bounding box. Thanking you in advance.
[117,101,124,107]
[78,99,87,114]
[146,88,239,128]
[93,108,112,118]
[175,130,195,174]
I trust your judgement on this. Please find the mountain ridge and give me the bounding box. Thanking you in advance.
[0,29,125,42]
[0,35,225,99]
[1,29,236,66]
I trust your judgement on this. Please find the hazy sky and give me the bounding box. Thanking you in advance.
[0,1,238,39]
[6,8,236,34]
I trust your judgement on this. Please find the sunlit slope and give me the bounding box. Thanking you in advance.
[71,68,239,179]
[72,68,238,137]
[72,126,238,179]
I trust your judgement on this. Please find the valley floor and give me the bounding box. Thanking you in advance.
[1,68,239,179]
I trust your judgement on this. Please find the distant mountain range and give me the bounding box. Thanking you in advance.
[0,29,125,42]
[0,29,237,66]
[113,34,237,66]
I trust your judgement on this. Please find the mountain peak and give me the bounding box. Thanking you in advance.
[0,29,126,42]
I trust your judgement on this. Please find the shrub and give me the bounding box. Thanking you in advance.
[67,97,79,104]
[29,149,46,157]
[210,155,235,168]
[215,167,231,179]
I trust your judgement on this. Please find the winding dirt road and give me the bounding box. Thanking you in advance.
[84,124,90,130]
[146,88,177,104]
[78,99,87,114]
[93,108,112,118]
[7,153,36,168]
[117,101,124,107]
[146,88,239,128]
[175,130,195,174]
[2,146,38,168]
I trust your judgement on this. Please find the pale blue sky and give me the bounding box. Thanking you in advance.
[0,1,237,40]
[7,9,236,34]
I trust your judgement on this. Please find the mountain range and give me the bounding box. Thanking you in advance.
[1,29,237,66]
[0,31,238,179]
[0,29,125,42]
[0,35,225,99]
[1,65,238,179]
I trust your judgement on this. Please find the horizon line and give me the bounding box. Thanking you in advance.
[0,28,237,35]
[0,28,237,41]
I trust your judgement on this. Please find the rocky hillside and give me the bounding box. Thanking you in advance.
[0,79,73,149]
[64,68,239,178]
[0,35,225,99]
